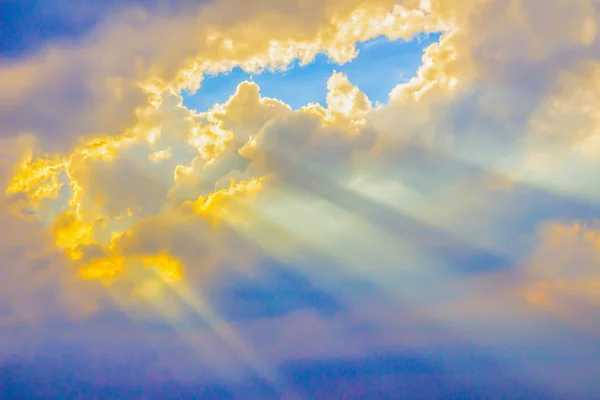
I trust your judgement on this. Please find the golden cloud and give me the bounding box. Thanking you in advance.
[2,0,600,324]
[524,222,600,306]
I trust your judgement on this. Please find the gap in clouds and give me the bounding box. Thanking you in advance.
[182,32,443,112]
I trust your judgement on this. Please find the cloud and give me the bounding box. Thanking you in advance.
[0,0,438,151]
[523,221,600,314]
[1,2,600,394]
[0,138,105,325]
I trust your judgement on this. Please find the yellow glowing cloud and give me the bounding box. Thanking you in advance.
[5,104,268,287]
[190,176,265,224]
[2,63,389,291]
[326,71,372,117]
[6,155,67,204]
[203,81,290,141]
[79,256,126,283]
[4,0,600,321]
[528,62,600,158]
[523,222,600,314]
[50,210,97,260]
[172,2,442,92]
[79,253,184,285]
[149,147,173,163]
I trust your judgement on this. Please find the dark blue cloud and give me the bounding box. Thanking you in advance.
[0,0,203,60]
[281,351,548,400]
[0,357,236,399]
[0,348,566,399]
[211,262,344,321]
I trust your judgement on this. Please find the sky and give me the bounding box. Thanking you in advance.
[1,0,600,399]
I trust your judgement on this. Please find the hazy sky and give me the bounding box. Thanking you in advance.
[1,0,600,398]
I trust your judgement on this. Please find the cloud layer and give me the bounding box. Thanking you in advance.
[2,0,600,396]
